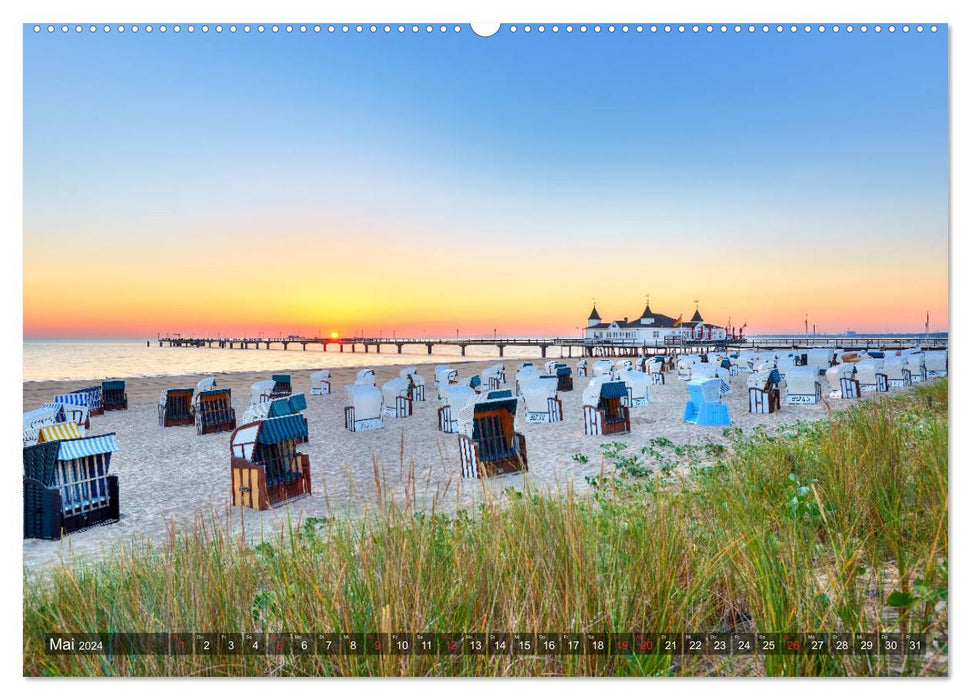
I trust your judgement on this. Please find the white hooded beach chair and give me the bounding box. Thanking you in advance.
[456,391,527,479]
[398,367,426,401]
[381,377,414,418]
[576,358,589,378]
[515,365,543,395]
[438,384,477,433]
[785,365,822,404]
[691,362,731,395]
[481,364,506,390]
[344,384,384,431]
[522,376,563,424]
[617,369,651,407]
[676,356,700,381]
[582,377,630,436]
[924,350,947,378]
[883,355,912,388]
[855,359,888,393]
[434,367,458,397]
[23,406,64,446]
[196,377,217,394]
[355,368,377,386]
[44,401,88,429]
[905,353,926,383]
[826,363,860,399]
[52,393,93,428]
[614,359,633,374]
[591,359,615,379]
[748,369,782,413]
[805,349,835,371]
[310,369,331,395]
[251,379,276,405]
[775,355,798,378]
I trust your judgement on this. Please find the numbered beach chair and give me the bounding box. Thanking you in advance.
[398,367,426,401]
[229,415,311,510]
[270,374,292,398]
[23,433,120,540]
[683,378,732,426]
[101,380,128,411]
[381,378,414,418]
[785,365,823,404]
[582,378,631,436]
[575,358,589,378]
[482,364,506,390]
[883,355,912,388]
[52,393,92,428]
[748,369,782,414]
[522,376,563,423]
[457,394,528,479]
[924,350,947,378]
[158,388,195,427]
[617,369,652,408]
[826,363,860,399]
[310,369,332,396]
[195,388,237,435]
[856,360,888,393]
[344,384,384,432]
[438,384,476,433]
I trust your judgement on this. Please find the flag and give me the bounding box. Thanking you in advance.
[673,315,683,327]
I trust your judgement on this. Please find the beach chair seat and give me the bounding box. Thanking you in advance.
[101,380,128,411]
[683,379,731,426]
[158,388,195,427]
[270,374,292,398]
[747,369,782,413]
[23,434,120,540]
[310,369,332,396]
[344,384,384,431]
[230,416,310,510]
[582,378,631,436]
[457,395,527,478]
[195,388,237,435]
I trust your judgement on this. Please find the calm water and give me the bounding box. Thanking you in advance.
[23,339,561,382]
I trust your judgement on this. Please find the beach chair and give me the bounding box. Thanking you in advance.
[71,386,104,417]
[270,374,292,398]
[37,422,84,443]
[785,365,822,404]
[883,355,912,388]
[642,356,666,385]
[23,406,62,446]
[905,352,926,383]
[457,394,528,478]
[398,367,426,401]
[576,359,589,378]
[229,415,311,510]
[381,378,414,418]
[856,360,888,393]
[310,369,332,396]
[196,377,218,393]
[676,356,698,381]
[482,364,506,390]
[805,349,835,371]
[775,356,797,378]
[748,369,782,413]
[52,394,92,428]
[195,388,237,435]
[515,365,542,395]
[344,384,384,432]
[592,359,615,378]
[582,378,631,436]
[691,362,732,394]
[438,384,476,433]
[522,376,563,424]
[101,380,127,411]
[719,357,739,377]
[433,366,457,393]
[554,364,574,392]
[826,363,860,399]
[683,379,732,426]
[158,388,195,427]
[23,433,120,540]
[924,350,947,378]
[614,359,633,374]
[251,379,276,404]
[618,369,652,408]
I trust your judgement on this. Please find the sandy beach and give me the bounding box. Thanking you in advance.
[22,359,899,572]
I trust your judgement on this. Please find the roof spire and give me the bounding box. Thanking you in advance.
[690,299,703,324]
[640,293,653,319]
[588,299,601,321]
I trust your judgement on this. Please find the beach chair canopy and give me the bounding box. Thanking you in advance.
[883,356,908,379]
[592,360,614,377]
[555,365,572,377]
[54,393,88,407]
[435,367,458,386]
[522,377,558,412]
[855,359,883,384]
[618,369,651,398]
[24,406,60,431]
[231,415,308,462]
[345,384,383,419]
[687,378,722,405]
[825,364,854,391]
[905,353,925,373]
[806,350,834,368]
[517,366,542,383]
[441,384,477,411]
[582,377,626,407]
[44,401,86,425]
[382,377,411,404]
[355,369,377,385]
[56,433,119,462]
[37,422,83,443]
[102,380,125,392]
[786,365,820,394]
[748,368,782,390]
[272,374,291,384]
[196,377,217,393]
[311,369,331,381]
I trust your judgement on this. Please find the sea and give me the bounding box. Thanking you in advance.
[22,339,557,383]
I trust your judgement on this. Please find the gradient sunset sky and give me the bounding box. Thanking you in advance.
[24,24,948,338]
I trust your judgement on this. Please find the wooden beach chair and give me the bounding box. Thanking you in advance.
[195,388,237,435]
[344,384,384,431]
[310,369,332,395]
[355,368,377,386]
[23,433,120,540]
[71,386,104,417]
[482,364,506,390]
[515,365,542,395]
[101,380,128,411]
[438,384,476,433]
[582,378,631,436]
[382,378,414,418]
[785,365,823,404]
[575,358,589,378]
[158,388,195,427]
[229,415,311,510]
[522,376,563,424]
[856,360,888,393]
[458,394,528,478]
[826,363,860,399]
[399,367,426,401]
[592,359,615,378]
[52,394,92,429]
[748,369,782,413]
[270,374,292,398]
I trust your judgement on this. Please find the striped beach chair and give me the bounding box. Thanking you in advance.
[270,374,292,398]
[52,394,92,428]
[23,406,62,446]
[101,380,128,411]
[229,415,311,510]
[23,433,120,540]
[195,388,237,435]
[457,395,528,478]
[158,388,195,427]
[71,386,104,416]
[748,369,782,413]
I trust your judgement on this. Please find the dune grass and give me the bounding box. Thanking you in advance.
[23,380,948,676]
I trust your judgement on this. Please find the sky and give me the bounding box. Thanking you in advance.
[23,24,948,338]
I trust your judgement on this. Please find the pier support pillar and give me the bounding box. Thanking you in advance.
[540,345,548,358]
[340,344,344,353]
[498,345,505,358]
[460,345,467,356]
[397,344,403,354]
[364,344,369,353]
[426,343,433,355]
